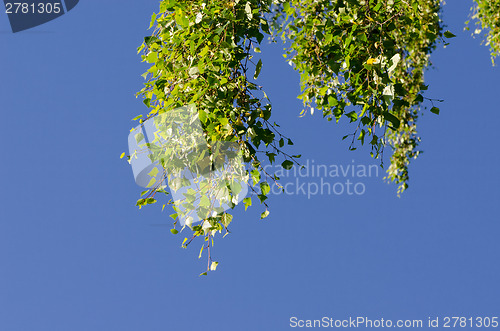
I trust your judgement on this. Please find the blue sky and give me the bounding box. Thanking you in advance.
[0,1,499,330]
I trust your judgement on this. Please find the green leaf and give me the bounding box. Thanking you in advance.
[250,169,260,186]
[146,52,158,63]
[328,95,338,107]
[260,182,270,195]
[243,197,252,211]
[148,167,159,178]
[443,30,456,38]
[198,108,207,124]
[414,94,424,103]
[149,13,157,29]
[430,106,440,115]
[199,45,210,57]
[199,195,210,208]
[175,10,189,27]
[198,245,204,259]
[282,160,293,170]
[254,59,263,80]
[382,112,400,129]
[170,229,179,234]
[346,111,358,122]
[146,177,156,188]
[266,152,276,163]
[283,1,293,16]
[221,213,233,227]
[135,132,144,143]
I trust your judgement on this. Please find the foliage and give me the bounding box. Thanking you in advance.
[467,0,500,65]
[132,0,296,274]
[269,0,448,194]
[126,0,457,273]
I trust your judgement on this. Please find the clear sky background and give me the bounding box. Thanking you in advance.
[1,1,499,330]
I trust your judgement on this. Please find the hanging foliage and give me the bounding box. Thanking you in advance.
[467,0,500,65]
[125,0,457,274]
